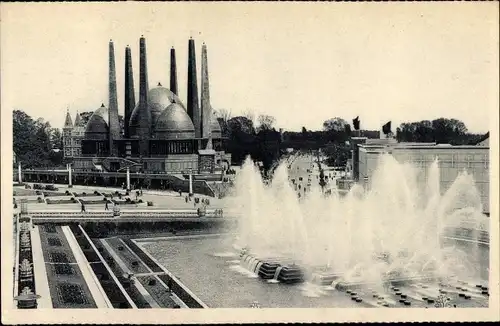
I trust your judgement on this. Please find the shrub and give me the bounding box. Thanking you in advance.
[131,261,139,267]
[148,279,156,286]
[94,191,99,195]
[147,201,153,206]
[138,199,143,203]
[37,197,43,203]
[118,246,124,251]
[56,283,89,304]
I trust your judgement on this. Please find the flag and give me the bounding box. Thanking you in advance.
[382,121,392,135]
[353,116,360,130]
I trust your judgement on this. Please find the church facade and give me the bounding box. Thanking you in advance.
[63,36,231,175]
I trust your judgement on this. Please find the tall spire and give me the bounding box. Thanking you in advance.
[74,111,82,126]
[108,39,120,155]
[64,108,73,128]
[124,45,135,138]
[139,35,149,106]
[200,42,212,140]
[134,35,151,156]
[170,47,178,95]
[187,38,201,139]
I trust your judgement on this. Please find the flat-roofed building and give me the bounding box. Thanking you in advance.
[358,142,490,214]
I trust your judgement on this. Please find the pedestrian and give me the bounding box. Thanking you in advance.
[178,189,182,196]
[105,201,109,211]
[185,196,188,203]
[140,189,143,196]
[81,203,86,213]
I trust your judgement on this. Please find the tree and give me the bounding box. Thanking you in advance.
[50,128,63,150]
[13,110,55,168]
[323,117,348,132]
[214,109,231,137]
[256,114,276,132]
[214,108,232,123]
[78,111,94,126]
[396,118,470,144]
[242,110,256,126]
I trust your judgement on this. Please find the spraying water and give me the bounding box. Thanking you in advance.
[225,153,488,287]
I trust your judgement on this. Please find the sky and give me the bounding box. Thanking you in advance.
[1,2,498,133]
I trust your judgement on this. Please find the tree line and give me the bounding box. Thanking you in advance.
[13,108,487,172]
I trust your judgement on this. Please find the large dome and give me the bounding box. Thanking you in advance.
[149,85,186,128]
[154,103,195,140]
[84,104,109,140]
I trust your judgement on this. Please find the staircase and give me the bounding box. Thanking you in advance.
[101,157,140,172]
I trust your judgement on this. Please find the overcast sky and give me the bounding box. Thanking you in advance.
[2,2,498,133]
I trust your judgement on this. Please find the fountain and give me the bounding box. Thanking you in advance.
[19,259,33,278]
[20,233,31,249]
[227,153,489,294]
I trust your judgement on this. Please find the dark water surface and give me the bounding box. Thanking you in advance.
[140,235,489,308]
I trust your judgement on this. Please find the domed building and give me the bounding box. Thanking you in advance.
[64,36,231,176]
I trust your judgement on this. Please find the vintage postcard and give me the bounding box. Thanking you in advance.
[1,1,499,324]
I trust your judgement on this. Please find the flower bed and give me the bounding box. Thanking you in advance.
[43,192,68,197]
[80,198,111,205]
[53,264,75,275]
[93,239,151,308]
[49,252,70,264]
[47,237,62,246]
[46,198,78,205]
[13,189,37,196]
[17,229,36,299]
[43,224,57,233]
[74,191,102,197]
[56,283,90,305]
[137,276,179,308]
[106,238,149,274]
[113,199,143,205]
[103,191,128,198]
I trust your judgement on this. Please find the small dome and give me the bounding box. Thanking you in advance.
[85,104,109,139]
[148,86,186,128]
[155,103,195,140]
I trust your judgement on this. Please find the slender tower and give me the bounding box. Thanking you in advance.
[137,35,151,156]
[124,45,135,138]
[200,42,213,144]
[187,38,201,140]
[170,47,178,95]
[108,40,120,156]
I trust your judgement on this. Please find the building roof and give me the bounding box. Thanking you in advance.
[64,109,73,128]
[85,104,109,137]
[74,111,83,127]
[148,85,186,128]
[154,103,195,140]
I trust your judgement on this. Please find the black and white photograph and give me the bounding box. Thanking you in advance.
[1,2,498,324]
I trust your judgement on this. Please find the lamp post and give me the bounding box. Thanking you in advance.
[189,171,193,196]
[67,163,73,188]
[18,162,22,184]
[126,166,131,191]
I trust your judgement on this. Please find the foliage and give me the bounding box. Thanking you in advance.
[323,117,348,132]
[13,110,64,168]
[256,114,276,132]
[395,118,482,145]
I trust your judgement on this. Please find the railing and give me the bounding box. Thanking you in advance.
[28,209,224,219]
